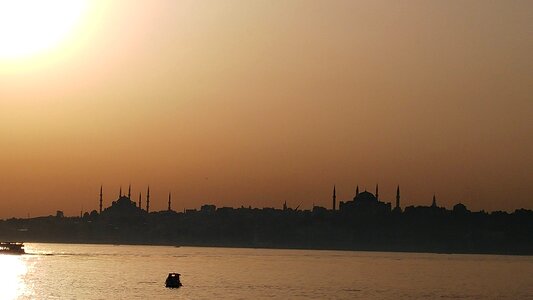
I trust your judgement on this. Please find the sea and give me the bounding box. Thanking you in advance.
[1,243,532,299]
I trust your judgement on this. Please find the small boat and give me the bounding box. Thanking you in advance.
[165,273,182,288]
[0,242,26,255]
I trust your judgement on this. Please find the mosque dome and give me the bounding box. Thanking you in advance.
[354,191,377,202]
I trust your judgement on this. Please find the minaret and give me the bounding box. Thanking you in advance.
[99,185,103,214]
[119,186,122,198]
[128,184,131,199]
[332,185,336,211]
[375,184,379,201]
[138,192,142,209]
[168,192,172,211]
[283,200,287,211]
[146,186,150,213]
[396,185,400,209]
[432,194,437,208]
[356,185,359,197]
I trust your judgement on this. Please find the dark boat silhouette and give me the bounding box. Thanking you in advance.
[0,242,25,255]
[165,273,182,288]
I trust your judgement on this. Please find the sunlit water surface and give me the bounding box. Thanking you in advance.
[1,243,532,299]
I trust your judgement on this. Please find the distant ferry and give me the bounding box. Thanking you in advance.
[0,242,26,255]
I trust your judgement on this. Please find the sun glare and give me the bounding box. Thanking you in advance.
[0,256,29,299]
[0,0,87,60]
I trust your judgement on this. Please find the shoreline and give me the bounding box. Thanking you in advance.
[19,239,533,257]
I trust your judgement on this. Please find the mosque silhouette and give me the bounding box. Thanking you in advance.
[0,184,531,255]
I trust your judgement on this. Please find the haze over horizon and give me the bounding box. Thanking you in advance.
[0,0,531,218]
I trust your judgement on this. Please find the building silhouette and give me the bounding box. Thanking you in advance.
[393,185,402,213]
[146,186,150,213]
[339,186,391,215]
[0,183,531,255]
[332,185,336,211]
[99,185,103,214]
[100,194,143,219]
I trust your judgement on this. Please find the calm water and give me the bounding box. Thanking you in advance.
[0,243,532,299]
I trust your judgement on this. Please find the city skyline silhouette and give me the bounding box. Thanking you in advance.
[1,1,531,219]
[0,1,531,298]
[1,183,531,255]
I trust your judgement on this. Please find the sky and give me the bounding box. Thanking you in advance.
[0,0,531,218]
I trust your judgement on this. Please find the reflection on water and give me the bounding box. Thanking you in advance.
[1,244,532,299]
[0,255,31,300]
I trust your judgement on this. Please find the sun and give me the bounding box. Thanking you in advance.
[0,0,88,60]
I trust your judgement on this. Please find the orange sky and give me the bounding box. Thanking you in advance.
[0,1,531,218]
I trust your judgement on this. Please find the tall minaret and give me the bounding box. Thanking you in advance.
[432,194,437,208]
[99,185,103,214]
[146,186,150,213]
[356,185,359,196]
[128,184,131,199]
[138,192,142,209]
[375,184,379,201]
[396,185,401,209]
[332,185,336,211]
[119,186,122,198]
[168,192,172,211]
